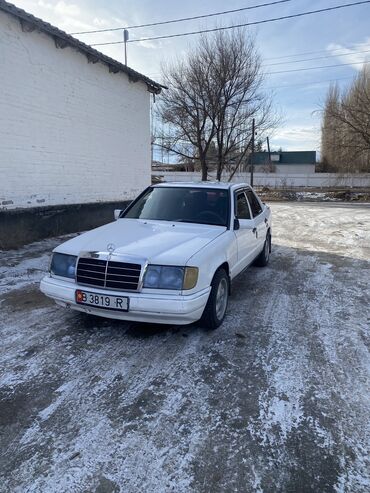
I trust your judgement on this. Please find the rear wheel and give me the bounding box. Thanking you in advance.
[199,268,229,330]
[255,231,271,267]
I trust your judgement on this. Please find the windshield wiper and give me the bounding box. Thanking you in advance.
[175,219,224,226]
[174,219,197,224]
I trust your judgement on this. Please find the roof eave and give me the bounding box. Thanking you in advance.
[0,0,165,94]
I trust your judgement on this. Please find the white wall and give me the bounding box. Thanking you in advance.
[273,164,315,174]
[153,172,370,188]
[0,9,151,210]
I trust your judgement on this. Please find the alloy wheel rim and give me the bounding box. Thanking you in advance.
[215,278,228,320]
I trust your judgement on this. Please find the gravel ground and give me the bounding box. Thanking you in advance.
[0,202,369,493]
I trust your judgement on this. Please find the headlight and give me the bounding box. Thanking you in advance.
[143,265,198,290]
[50,253,77,279]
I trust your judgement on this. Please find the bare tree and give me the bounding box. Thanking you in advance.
[156,28,278,180]
[321,83,341,171]
[321,66,370,172]
[157,55,216,180]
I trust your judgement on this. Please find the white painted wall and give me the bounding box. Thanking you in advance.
[272,164,315,174]
[0,9,151,210]
[153,172,370,188]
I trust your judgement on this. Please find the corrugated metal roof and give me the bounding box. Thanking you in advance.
[0,0,165,94]
[250,151,316,165]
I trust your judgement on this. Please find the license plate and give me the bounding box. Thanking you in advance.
[75,290,129,312]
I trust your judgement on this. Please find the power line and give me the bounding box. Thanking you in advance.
[268,59,370,74]
[263,44,370,61]
[145,59,370,80]
[265,48,370,66]
[147,44,370,69]
[266,76,354,90]
[70,0,295,35]
[90,1,370,46]
[145,73,357,85]
[143,47,370,77]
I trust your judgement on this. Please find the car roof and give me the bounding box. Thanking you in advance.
[153,181,250,190]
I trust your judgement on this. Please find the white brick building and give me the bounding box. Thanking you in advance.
[0,0,163,212]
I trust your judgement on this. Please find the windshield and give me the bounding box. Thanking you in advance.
[123,187,229,227]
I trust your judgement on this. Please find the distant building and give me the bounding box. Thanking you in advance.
[247,151,316,174]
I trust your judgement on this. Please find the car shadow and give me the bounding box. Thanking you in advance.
[125,322,198,338]
[75,311,198,339]
[62,242,369,341]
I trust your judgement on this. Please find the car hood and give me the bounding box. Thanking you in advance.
[55,218,226,265]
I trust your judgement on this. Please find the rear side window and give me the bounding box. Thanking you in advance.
[246,190,263,217]
[235,191,251,219]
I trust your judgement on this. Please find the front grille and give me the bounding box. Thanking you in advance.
[76,257,141,291]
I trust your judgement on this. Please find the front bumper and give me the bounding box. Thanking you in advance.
[40,276,210,325]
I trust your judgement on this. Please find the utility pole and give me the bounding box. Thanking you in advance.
[123,29,129,65]
[267,136,271,164]
[150,95,154,167]
[250,118,255,187]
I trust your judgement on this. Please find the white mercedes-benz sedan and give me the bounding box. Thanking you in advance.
[40,182,272,329]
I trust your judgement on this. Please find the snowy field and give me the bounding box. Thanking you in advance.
[0,202,369,493]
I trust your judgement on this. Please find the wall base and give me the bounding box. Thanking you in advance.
[0,201,131,250]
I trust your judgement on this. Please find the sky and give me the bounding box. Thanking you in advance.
[11,0,370,153]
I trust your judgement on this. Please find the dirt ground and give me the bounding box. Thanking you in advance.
[0,202,369,493]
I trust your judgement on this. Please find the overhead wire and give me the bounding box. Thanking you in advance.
[265,48,370,67]
[266,76,354,90]
[88,1,370,46]
[268,59,370,74]
[145,73,356,89]
[143,46,370,78]
[263,44,370,60]
[72,1,370,89]
[70,0,296,35]
[142,52,370,78]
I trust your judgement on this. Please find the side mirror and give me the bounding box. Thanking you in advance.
[239,219,255,230]
[114,209,122,220]
[233,218,240,230]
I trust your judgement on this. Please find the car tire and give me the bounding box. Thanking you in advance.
[199,268,229,330]
[255,231,271,267]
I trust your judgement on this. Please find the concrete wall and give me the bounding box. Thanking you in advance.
[152,172,370,188]
[0,200,131,250]
[0,9,151,211]
[248,164,315,174]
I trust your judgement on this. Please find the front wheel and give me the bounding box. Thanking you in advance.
[199,269,229,330]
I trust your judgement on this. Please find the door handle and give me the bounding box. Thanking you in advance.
[252,227,257,235]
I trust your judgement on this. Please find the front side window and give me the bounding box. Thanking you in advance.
[246,190,263,217]
[123,187,229,227]
[235,191,251,219]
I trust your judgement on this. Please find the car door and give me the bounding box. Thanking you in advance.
[245,189,266,252]
[233,189,259,275]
